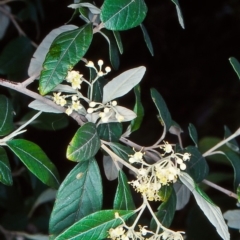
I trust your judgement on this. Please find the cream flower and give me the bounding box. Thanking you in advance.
[71,100,82,111]
[53,92,66,106]
[66,70,83,89]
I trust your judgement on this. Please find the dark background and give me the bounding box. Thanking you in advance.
[1,0,240,239]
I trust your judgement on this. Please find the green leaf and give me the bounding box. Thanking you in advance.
[49,158,102,239]
[91,74,108,103]
[100,0,147,31]
[182,146,209,183]
[103,66,146,104]
[171,0,185,29]
[21,111,68,131]
[67,122,101,161]
[113,31,123,54]
[0,95,14,136]
[131,85,144,133]
[188,123,198,146]
[55,210,135,240]
[6,139,60,189]
[0,36,33,80]
[180,173,230,240]
[39,23,93,95]
[158,184,173,202]
[150,88,172,131]
[0,147,12,186]
[140,24,154,56]
[28,25,78,76]
[99,29,120,70]
[114,171,135,210]
[224,126,239,152]
[224,151,240,191]
[110,142,134,161]
[150,186,176,231]
[229,57,240,80]
[97,122,122,142]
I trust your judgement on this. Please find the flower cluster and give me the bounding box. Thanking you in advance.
[87,100,125,123]
[129,142,191,201]
[108,212,184,240]
[51,70,85,115]
[52,60,112,116]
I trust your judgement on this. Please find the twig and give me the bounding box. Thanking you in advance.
[202,179,238,199]
[120,136,160,162]
[0,5,38,48]
[203,127,240,157]
[12,167,25,177]
[0,0,23,5]
[22,71,40,87]
[0,78,85,126]
[101,143,138,174]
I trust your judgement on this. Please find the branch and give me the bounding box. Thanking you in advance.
[0,5,38,48]
[202,179,238,199]
[203,127,240,157]
[120,136,160,162]
[0,78,86,126]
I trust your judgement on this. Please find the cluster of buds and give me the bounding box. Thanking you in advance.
[86,59,111,76]
[87,100,125,123]
[108,212,184,240]
[129,142,191,201]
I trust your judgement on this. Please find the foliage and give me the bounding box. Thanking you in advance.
[0,0,240,240]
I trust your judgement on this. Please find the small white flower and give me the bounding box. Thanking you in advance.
[65,107,73,115]
[183,153,191,161]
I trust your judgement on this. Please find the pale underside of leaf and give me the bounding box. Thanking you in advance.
[0,5,10,40]
[103,155,123,181]
[102,66,146,104]
[28,100,62,113]
[180,173,230,240]
[223,210,240,229]
[28,25,78,76]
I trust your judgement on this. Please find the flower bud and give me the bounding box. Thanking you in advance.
[87,108,94,113]
[89,101,96,107]
[105,66,111,73]
[86,61,94,67]
[98,59,103,66]
[111,100,117,106]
